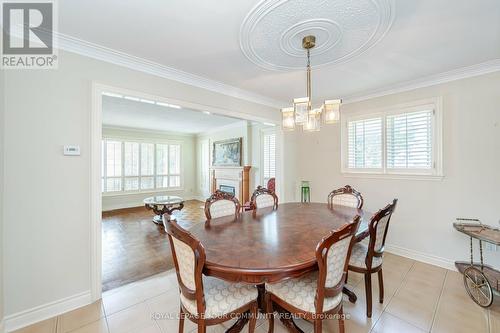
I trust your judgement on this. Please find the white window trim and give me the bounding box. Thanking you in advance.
[341,97,443,181]
[102,138,184,196]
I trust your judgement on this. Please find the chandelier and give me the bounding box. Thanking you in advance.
[281,35,342,132]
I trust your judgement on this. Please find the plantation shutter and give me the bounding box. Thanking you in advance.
[347,118,382,169]
[263,133,276,181]
[386,110,433,170]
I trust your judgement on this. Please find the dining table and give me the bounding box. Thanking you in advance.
[188,202,372,333]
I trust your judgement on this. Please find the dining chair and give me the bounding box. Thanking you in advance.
[250,185,278,209]
[265,216,361,333]
[327,185,364,209]
[348,199,398,318]
[204,190,241,220]
[267,177,276,193]
[164,217,258,333]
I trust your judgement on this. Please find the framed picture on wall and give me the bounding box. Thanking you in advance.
[212,138,242,166]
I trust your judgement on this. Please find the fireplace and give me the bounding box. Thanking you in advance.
[211,166,251,204]
[219,185,236,195]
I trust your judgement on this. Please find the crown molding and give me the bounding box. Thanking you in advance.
[54,32,500,108]
[54,32,284,109]
[343,59,500,104]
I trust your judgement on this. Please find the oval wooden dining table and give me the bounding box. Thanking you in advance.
[188,202,371,333]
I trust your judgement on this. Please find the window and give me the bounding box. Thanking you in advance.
[386,110,433,170]
[123,142,139,191]
[102,139,182,193]
[342,99,442,179]
[347,117,382,169]
[263,132,276,184]
[199,140,210,196]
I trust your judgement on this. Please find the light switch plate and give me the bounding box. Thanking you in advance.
[64,145,81,156]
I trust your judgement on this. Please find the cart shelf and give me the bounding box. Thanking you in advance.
[455,261,500,292]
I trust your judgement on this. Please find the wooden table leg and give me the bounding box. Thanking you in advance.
[343,286,357,303]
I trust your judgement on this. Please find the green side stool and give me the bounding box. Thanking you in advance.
[301,181,310,203]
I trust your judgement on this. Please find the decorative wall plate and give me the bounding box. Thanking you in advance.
[240,0,395,71]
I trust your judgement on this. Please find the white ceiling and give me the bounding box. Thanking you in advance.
[59,0,500,104]
[102,96,243,134]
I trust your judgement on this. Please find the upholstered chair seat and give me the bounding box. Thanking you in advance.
[349,243,383,269]
[265,217,361,333]
[347,199,398,318]
[251,186,278,210]
[331,194,362,208]
[265,271,343,313]
[327,185,364,209]
[209,199,239,218]
[180,276,258,319]
[205,190,241,220]
[165,218,258,332]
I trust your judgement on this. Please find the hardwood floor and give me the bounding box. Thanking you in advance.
[101,200,205,291]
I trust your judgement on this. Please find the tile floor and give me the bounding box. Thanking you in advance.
[13,253,499,333]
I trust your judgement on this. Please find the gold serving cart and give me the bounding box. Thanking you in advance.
[453,218,500,307]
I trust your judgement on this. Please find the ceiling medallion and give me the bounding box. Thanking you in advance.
[281,35,342,132]
[240,0,395,71]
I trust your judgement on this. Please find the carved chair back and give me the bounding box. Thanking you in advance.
[164,217,207,316]
[204,190,241,220]
[327,185,364,209]
[365,199,398,269]
[267,177,276,193]
[250,186,278,209]
[314,216,360,313]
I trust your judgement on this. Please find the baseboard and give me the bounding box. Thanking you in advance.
[102,202,143,212]
[4,291,92,332]
[385,244,457,271]
[102,195,201,212]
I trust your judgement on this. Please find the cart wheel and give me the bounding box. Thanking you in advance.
[463,266,493,308]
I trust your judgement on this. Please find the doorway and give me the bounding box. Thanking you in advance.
[90,83,282,299]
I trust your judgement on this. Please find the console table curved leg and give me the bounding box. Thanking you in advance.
[145,202,184,225]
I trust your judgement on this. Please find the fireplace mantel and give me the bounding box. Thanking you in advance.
[210,166,251,204]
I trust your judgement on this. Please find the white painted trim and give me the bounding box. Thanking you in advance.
[102,188,185,198]
[385,244,456,272]
[103,195,200,212]
[94,84,279,125]
[102,125,196,138]
[344,59,500,104]
[56,33,283,109]
[341,172,444,182]
[54,30,500,109]
[4,291,91,333]
[340,97,443,179]
[90,83,103,301]
[91,83,283,299]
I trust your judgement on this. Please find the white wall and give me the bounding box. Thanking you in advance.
[3,50,278,323]
[290,72,500,269]
[101,127,197,211]
[1,65,5,332]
